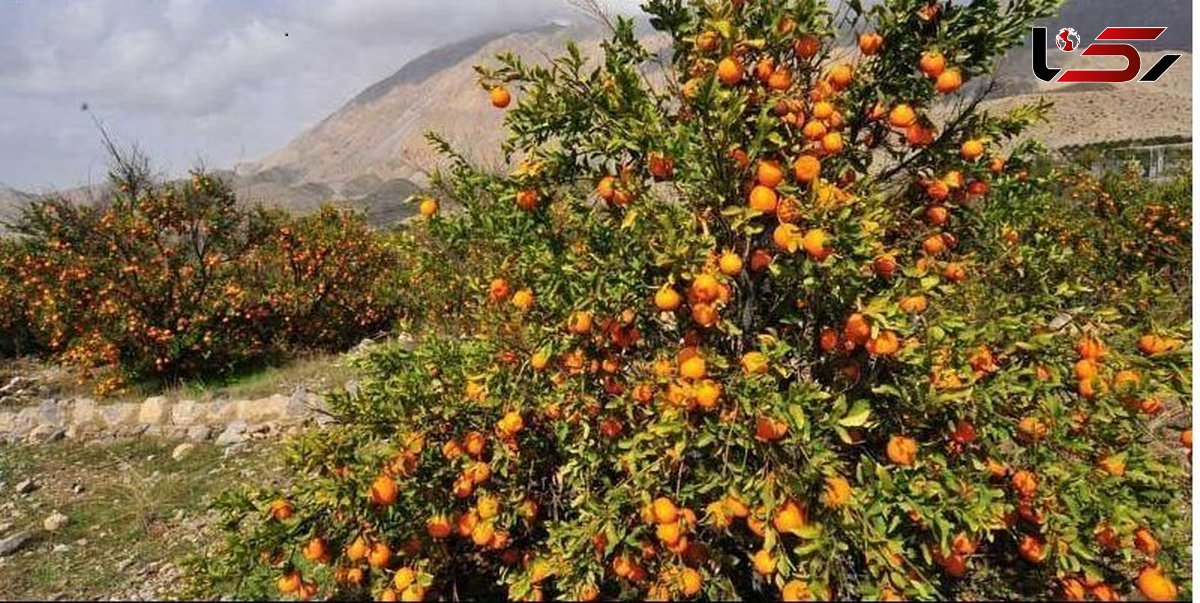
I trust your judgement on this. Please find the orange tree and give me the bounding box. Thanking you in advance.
[0,164,404,389]
[192,0,1191,600]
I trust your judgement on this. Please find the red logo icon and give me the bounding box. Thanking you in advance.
[1033,26,1180,83]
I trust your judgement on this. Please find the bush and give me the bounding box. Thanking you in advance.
[192,1,1191,601]
[0,160,403,390]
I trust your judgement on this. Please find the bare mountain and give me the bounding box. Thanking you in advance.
[239,2,1190,219]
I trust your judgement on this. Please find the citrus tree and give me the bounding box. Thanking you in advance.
[193,0,1191,600]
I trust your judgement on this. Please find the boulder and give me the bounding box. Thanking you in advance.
[234,395,291,424]
[99,403,139,428]
[215,420,248,446]
[170,400,204,426]
[43,511,69,532]
[186,425,213,441]
[70,398,99,428]
[138,396,172,425]
[171,443,195,461]
[0,530,31,557]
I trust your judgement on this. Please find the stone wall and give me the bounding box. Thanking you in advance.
[0,388,331,445]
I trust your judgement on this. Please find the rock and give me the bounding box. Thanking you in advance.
[70,398,99,427]
[138,396,172,425]
[0,522,12,534]
[215,420,248,446]
[170,400,204,427]
[186,425,213,441]
[171,443,195,461]
[0,531,31,557]
[15,479,38,494]
[26,424,62,443]
[99,403,139,428]
[234,395,290,423]
[52,544,69,554]
[116,557,135,571]
[43,511,69,532]
[71,483,85,495]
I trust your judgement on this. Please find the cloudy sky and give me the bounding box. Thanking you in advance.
[0,0,640,191]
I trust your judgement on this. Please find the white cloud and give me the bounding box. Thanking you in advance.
[0,0,644,190]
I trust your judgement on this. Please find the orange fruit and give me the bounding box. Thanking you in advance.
[943,263,966,283]
[678,567,702,596]
[773,223,802,252]
[1017,535,1045,564]
[801,229,831,261]
[752,549,777,575]
[1134,528,1160,555]
[873,254,898,278]
[793,34,821,59]
[1061,578,1086,601]
[858,31,883,55]
[922,234,946,256]
[755,57,776,83]
[827,63,853,89]
[1011,470,1037,498]
[648,152,674,180]
[596,175,617,201]
[741,351,768,375]
[821,132,845,154]
[772,500,808,534]
[781,580,811,601]
[654,286,682,311]
[1075,335,1105,360]
[749,185,778,213]
[346,536,369,562]
[843,313,871,344]
[899,295,928,313]
[696,30,719,52]
[691,303,718,328]
[801,119,828,141]
[886,435,918,466]
[370,474,398,506]
[302,537,329,563]
[367,541,392,568]
[515,189,539,211]
[691,274,720,302]
[819,327,839,353]
[935,68,962,93]
[693,379,721,409]
[418,197,439,217]
[960,139,984,160]
[756,160,785,188]
[811,101,834,120]
[792,155,821,183]
[754,415,788,441]
[269,498,294,521]
[652,497,680,524]
[919,51,946,78]
[821,475,852,508]
[489,86,511,108]
[718,251,743,276]
[1136,566,1177,602]
[716,57,743,85]
[393,567,417,591]
[278,571,302,594]
[427,515,452,539]
[1097,455,1125,477]
[926,204,949,225]
[767,68,793,91]
[488,278,511,302]
[867,330,900,356]
[568,311,593,334]
[511,288,534,312]
[1181,429,1192,449]
[679,355,706,380]
[889,104,917,128]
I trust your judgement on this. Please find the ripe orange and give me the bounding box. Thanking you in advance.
[819,327,839,352]
[489,86,511,108]
[793,34,821,59]
[749,248,773,272]
[654,286,682,311]
[767,68,793,91]
[773,500,807,534]
[678,567,702,596]
[821,475,852,508]
[302,537,329,563]
[718,251,743,276]
[773,223,802,252]
[886,435,918,466]
[935,68,963,93]
[827,63,853,89]
[960,139,984,160]
[652,497,680,524]
[648,152,675,180]
[752,549,777,575]
[1017,535,1045,564]
[568,311,593,334]
[926,204,949,225]
[843,313,871,345]
[427,515,452,539]
[792,155,821,183]
[873,254,898,278]
[748,185,778,213]
[488,278,511,302]
[943,263,966,283]
[801,229,831,261]
[820,132,844,154]
[1182,429,1192,449]
[919,51,946,78]
[596,175,617,201]
[899,295,928,313]
[1136,566,1177,601]
[278,571,302,594]
[268,498,293,521]
[756,160,785,188]
[781,580,811,601]
[755,57,776,83]
[393,567,417,591]
[741,351,768,375]
[418,197,439,217]
[367,541,392,568]
[371,474,398,506]
[696,30,719,52]
[511,288,534,312]
[889,104,917,128]
[680,355,706,380]
[693,379,721,409]
[754,415,788,441]
[858,31,883,55]
[925,179,950,200]
[346,536,369,562]
[801,119,828,141]
[1011,469,1037,498]
[922,234,946,255]
[867,330,900,356]
[811,101,834,120]
[1134,528,1160,555]
[515,189,539,211]
[716,57,743,85]
[691,273,720,302]
[691,303,718,327]
[1097,455,1125,476]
